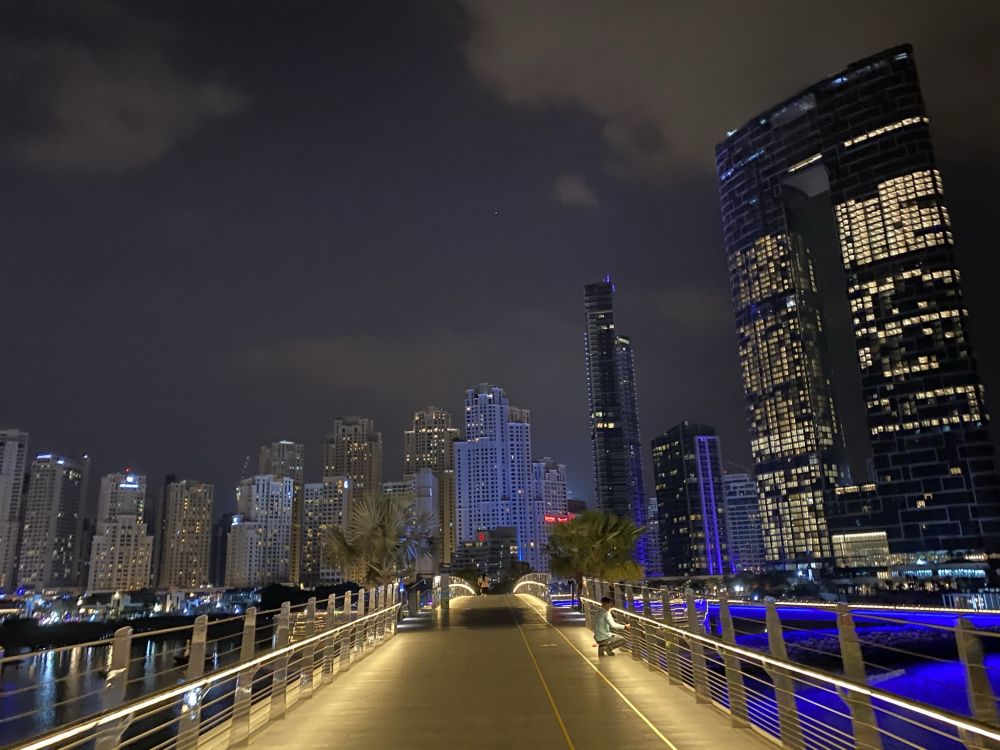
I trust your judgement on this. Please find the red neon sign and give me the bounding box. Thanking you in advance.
[543,514,573,524]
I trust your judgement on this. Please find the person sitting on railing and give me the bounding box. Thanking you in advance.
[594,597,629,656]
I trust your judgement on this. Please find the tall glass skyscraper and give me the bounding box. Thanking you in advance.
[584,280,646,561]
[651,423,730,576]
[717,45,1000,566]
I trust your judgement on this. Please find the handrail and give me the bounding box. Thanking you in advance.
[3,584,405,750]
[566,579,1000,749]
[15,603,402,750]
[581,595,1000,743]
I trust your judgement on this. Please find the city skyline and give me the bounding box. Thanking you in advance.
[6,5,1000,512]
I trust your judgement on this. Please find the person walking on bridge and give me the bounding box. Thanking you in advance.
[478,573,490,596]
[594,596,629,656]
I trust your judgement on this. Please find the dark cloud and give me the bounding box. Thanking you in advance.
[1,3,245,173]
[553,173,598,208]
[461,1,1000,175]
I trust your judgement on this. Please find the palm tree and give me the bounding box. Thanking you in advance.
[324,489,437,586]
[546,511,643,606]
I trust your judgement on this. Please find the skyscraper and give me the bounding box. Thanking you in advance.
[723,473,766,573]
[384,469,439,575]
[583,281,646,561]
[158,480,213,589]
[404,406,459,565]
[454,384,544,571]
[0,428,29,590]
[324,418,383,497]
[88,471,154,592]
[651,423,730,577]
[302,477,351,587]
[226,475,294,588]
[644,497,663,578]
[17,453,89,590]
[532,457,569,572]
[717,45,1000,567]
[259,440,305,584]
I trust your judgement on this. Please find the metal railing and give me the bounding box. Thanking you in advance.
[516,578,1000,750]
[511,572,551,601]
[1,585,403,750]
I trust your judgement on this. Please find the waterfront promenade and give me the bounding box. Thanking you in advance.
[248,594,768,750]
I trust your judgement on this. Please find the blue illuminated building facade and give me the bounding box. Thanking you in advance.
[651,422,731,576]
[584,280,647,563]
[717,45,1000,569]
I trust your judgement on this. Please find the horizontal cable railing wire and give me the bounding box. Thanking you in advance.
[1,584,404,750]
[514,577,1000,750]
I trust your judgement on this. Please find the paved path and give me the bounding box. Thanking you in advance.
[249,594,772,750]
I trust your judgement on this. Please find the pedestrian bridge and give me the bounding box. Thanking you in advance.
[4,577,1000,750]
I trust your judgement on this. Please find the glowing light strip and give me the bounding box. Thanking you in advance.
[702,597,1000,616]
[843,117,929,148]
[579,596,1000,743]
[512,580,548,596]
[14,604,402,750]
[448,580,477,596]
[787,152,822,174]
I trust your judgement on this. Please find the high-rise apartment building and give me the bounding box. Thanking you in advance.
[404,406,459,565]
[531,458,569,573]
[324,418,382,498]
[0,428,29,590]
[717,45,1000,566]
[302,477,351,587]
[17,454,89,590]
[723,473,766,573]
[88,471,154,592]
[210,513,235,587]
[454,384,544,571]
[259,441,305,584]
[226,475,294,588]
[583,281,646,562]
[651,423,730,577]
[384,469,438,576]
[644,496,664,577]
[158,480,213,589]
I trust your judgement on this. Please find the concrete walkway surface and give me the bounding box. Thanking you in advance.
[246,594,774,750]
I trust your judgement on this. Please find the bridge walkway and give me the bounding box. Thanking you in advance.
[248,594,771,750]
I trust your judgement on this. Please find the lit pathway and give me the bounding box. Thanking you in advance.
[248,594,771,750]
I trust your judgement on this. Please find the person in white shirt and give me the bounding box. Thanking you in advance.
[593,596,629,656]
[478,574,490,596]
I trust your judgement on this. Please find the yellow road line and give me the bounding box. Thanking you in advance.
[505,596,576,750]
[517,595,680,750]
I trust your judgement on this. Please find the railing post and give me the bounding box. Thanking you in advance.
[269,602,290,720]
[660,586,670,624]
[687,591,710,702]
[358,587,367,616]
[340,591,354,672]
[322,596,337,683]
[94,626,132,750]
[177,615,208,750]
[299,597,317,700]
[766,600,804,750]
[836,604,883,750]
[229,607,257,747]
[957,617,1000,727]
[625,583,635,612]
[642,586,652,618]
[583,579,593,629]
[719,594,750,729]
[661,588,680,683]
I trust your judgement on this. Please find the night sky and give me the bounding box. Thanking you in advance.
[3,2,1000,514]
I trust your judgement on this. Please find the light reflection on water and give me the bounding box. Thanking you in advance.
[0,637,241,748]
